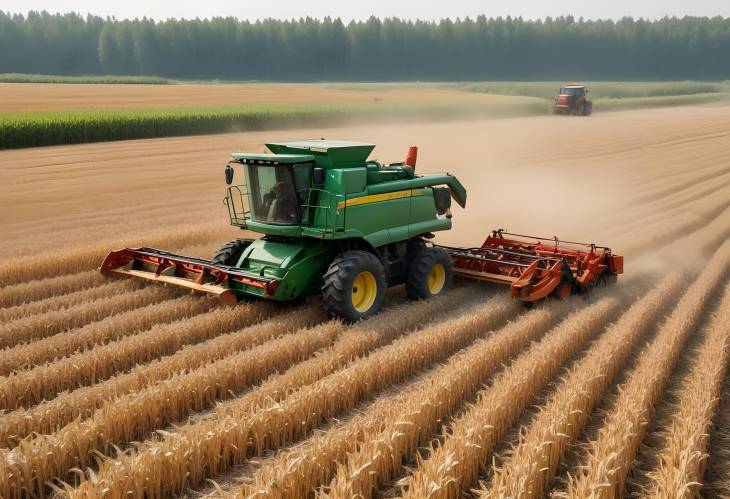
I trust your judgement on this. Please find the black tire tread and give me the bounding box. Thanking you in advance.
[212,239,253,266]
[406,246,453,300]
[322,250,386,322]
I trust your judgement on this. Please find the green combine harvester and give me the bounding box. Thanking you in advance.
[100,139,623,321]
[101,140,466,321]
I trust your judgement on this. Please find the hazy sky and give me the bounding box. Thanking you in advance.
[3,0,729,21]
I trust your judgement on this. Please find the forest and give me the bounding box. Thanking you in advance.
[1,11,729,80]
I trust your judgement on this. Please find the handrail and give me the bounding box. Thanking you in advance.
[492,228,609,251]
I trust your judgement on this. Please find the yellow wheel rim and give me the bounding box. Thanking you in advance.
[428,263,446,294]
[352,271,377,313]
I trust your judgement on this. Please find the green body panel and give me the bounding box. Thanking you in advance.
[224,139,467,302]
[266,140,375,168]
[229,237,329,300]
[230,152,315,164]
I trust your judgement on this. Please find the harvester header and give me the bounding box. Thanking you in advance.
[100,139,622,321]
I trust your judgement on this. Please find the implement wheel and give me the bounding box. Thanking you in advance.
[322,250,386,322]
[406,246,453,300]
[212,239,253,266]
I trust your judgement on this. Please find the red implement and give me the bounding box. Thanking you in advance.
[443,229,623,302]
[99,247,279,304]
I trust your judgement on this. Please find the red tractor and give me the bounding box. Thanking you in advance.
[552,84,592,116]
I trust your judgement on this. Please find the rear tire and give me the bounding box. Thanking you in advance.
[322,250,386,322]
[406,246,453,300]
[212,239,253,266]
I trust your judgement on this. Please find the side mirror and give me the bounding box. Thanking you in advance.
[313,167,325,185]
[225,164,234,185]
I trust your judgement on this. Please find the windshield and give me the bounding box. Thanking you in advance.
[560,87,584,96]
[244,163,312,225]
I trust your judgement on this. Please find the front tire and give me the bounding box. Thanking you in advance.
[322,250,386,322]
[212,239,253,266]
[406,246,453,300]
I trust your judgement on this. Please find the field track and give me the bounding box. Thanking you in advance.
[1,103,729,498]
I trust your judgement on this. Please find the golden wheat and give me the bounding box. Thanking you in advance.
[0,270,104,308]
[401,296,619,499]
[0,221,233,286]
[482,273,683,498]
[71,289,509,498]
[250,304,566,499]
[3,201,220,259]
[640,281,730,498]
[0,280,134,324]
[0,305,323,448]
[0,292,210,378]
[0,298,269,410]
[0,285,175,353]
[560,240,730,499]
[0,317,338,497]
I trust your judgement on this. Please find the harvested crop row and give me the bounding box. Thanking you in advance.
[401,296,619,499]
[3,196,215,242]
[211,286,480,423]
[602,175,730,241]
[0,292,211,378]
[560,240,730,499]
[0,270,104,308]
[620,186,730,255]
[259,304,567,499]
[0,221,233,285]
[0,317,338,497]
[617,164,730,218]
[0,285,174,351]
[0,279,135,324]
[482,273,683,498]
[662,205,730,264]
[3,205,226,261]
[0,298,270,410]
[641,282,730,498]
[72,289,511,498]
[0,305,323,447]
[627,165,730,206]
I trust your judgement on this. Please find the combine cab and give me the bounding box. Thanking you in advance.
[552,84,592,116]
[100,140,622,321]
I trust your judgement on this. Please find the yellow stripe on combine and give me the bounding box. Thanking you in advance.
[337,189,424,209]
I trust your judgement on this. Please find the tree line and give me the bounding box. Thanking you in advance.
[1,11,729,80]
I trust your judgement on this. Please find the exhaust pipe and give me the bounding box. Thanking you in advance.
[405,146,418,170]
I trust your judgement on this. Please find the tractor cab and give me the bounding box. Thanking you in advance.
[226,153,314,226]
[559,85,586,97]
[552,84,592,116]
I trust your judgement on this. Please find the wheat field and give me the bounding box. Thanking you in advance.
[1,102,730,498]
